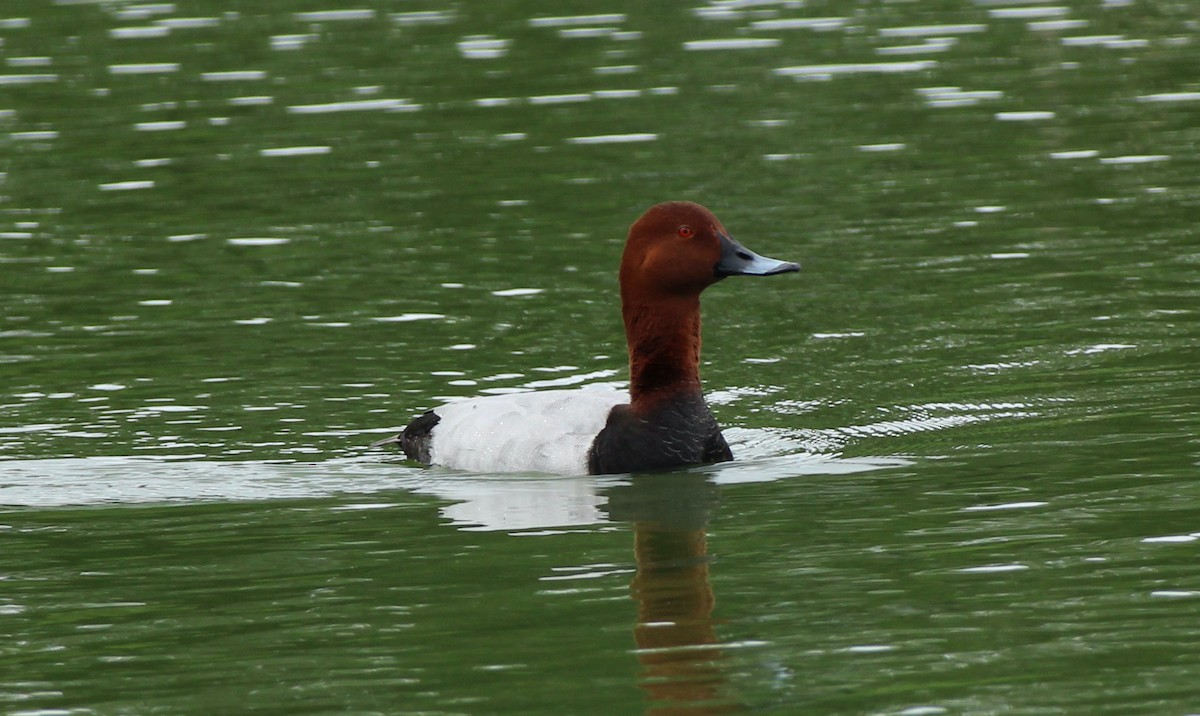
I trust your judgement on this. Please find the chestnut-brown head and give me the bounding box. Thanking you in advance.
[619,201,799,301]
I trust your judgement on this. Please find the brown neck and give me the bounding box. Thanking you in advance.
[622,293,703,411]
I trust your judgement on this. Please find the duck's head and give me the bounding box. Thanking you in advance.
[620,201,800,299]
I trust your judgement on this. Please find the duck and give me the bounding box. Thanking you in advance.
[374,201,800,475]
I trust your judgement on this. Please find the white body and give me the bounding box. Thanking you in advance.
[428,390,627,474]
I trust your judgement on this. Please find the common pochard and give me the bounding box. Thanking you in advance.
[375,201,799,474]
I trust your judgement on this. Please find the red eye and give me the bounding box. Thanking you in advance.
[677,225,694,238]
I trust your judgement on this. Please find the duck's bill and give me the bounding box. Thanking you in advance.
[715,233,801,277]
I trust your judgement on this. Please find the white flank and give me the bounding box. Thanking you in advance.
[429,390,627,474]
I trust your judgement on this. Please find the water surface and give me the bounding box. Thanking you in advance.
[2,2,1199,714]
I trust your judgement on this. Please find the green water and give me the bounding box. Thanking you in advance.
[2,1,1199,714]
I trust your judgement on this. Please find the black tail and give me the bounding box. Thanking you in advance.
[372,410,440,464]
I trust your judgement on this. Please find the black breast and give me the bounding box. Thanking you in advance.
[586,394,732,475]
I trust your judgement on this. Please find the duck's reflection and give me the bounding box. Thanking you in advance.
[603,473,742,715]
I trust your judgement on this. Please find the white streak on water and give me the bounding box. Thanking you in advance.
[558,27,622,39]
[775,61,936,78]
[135,120,185,131]
[1062,34,1147,48]
[1142,535,1196,543]
[457,36,510,59]
[990,6,1070,19]
[593,89,641,99]
[858,143,906,152]
[566,133,657,145]
[957,564,1029,573]
[227,237,290,246]
[491,288,543,297]
[1028,19,1089,31]
[594,65,638,75]
[0,73,59,84]
[1137,92,1200,103]
[11,130,58,140]
[286,99,420,113]
[114,5,174,20]
[369,314,445,322]
[391,11,454,25]
[1099,154,1169,164]
[877,38,957,55]
[229,96,274,106]
[100,180,155,191]
[109,63,180,74]
[293,10,375,22]
[200,70,267,81]
[879,24,985,37]
[528,93,592,105]
[271,34,316,50]
[995,110,1056,121]
[529,14,626,28]
[1049,149,1099,159]
[751,18,848,31]
[7,56,52,67]
[156,17,220,29]
[260,146,332,157]
[683,38,781,51]
[962,501,1047,511]
[110,26,171,39]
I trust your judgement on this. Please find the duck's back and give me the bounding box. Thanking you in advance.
[415,390,627,474]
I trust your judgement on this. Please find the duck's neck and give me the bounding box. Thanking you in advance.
[622,294,703,411]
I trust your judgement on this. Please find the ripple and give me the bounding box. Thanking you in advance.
[11,130,58,141]
[775,60,936,78]
[134,120,185,131]
[916,85,1006,108]
[1137,92,1200,103]
[1064,343,1136,355]
[259,146,331,157]
[962,501,1048,512]
[228,237,290,246]
[369,313,444,322]
[391,11,454,26]
[858,143,906,152]
[566,133,657,145]
[877,38,957,55]
[1029,19,1090,32]
[109,63,180,75]
[457,36,510,60]
[1049,149,1099,159]
[200,70,267,82]
[0,73,58,84]
[957,564,1029,573]
[995,111,1056,121]
[990,6,1071,19]
[529,93,592,105]
[879,23,985,37]
[1061,34,1146,48]
[1099,154,1169,164]
[293,10,375,22]
[751,17,848,31]
[270,33,316,51]
[491,288,543,297]
[684,38,781,51]
[528,14,627,28]
[100,180,155,191]
[286,98,420,114]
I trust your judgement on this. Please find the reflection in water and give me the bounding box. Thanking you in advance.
[604,474,741,715]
